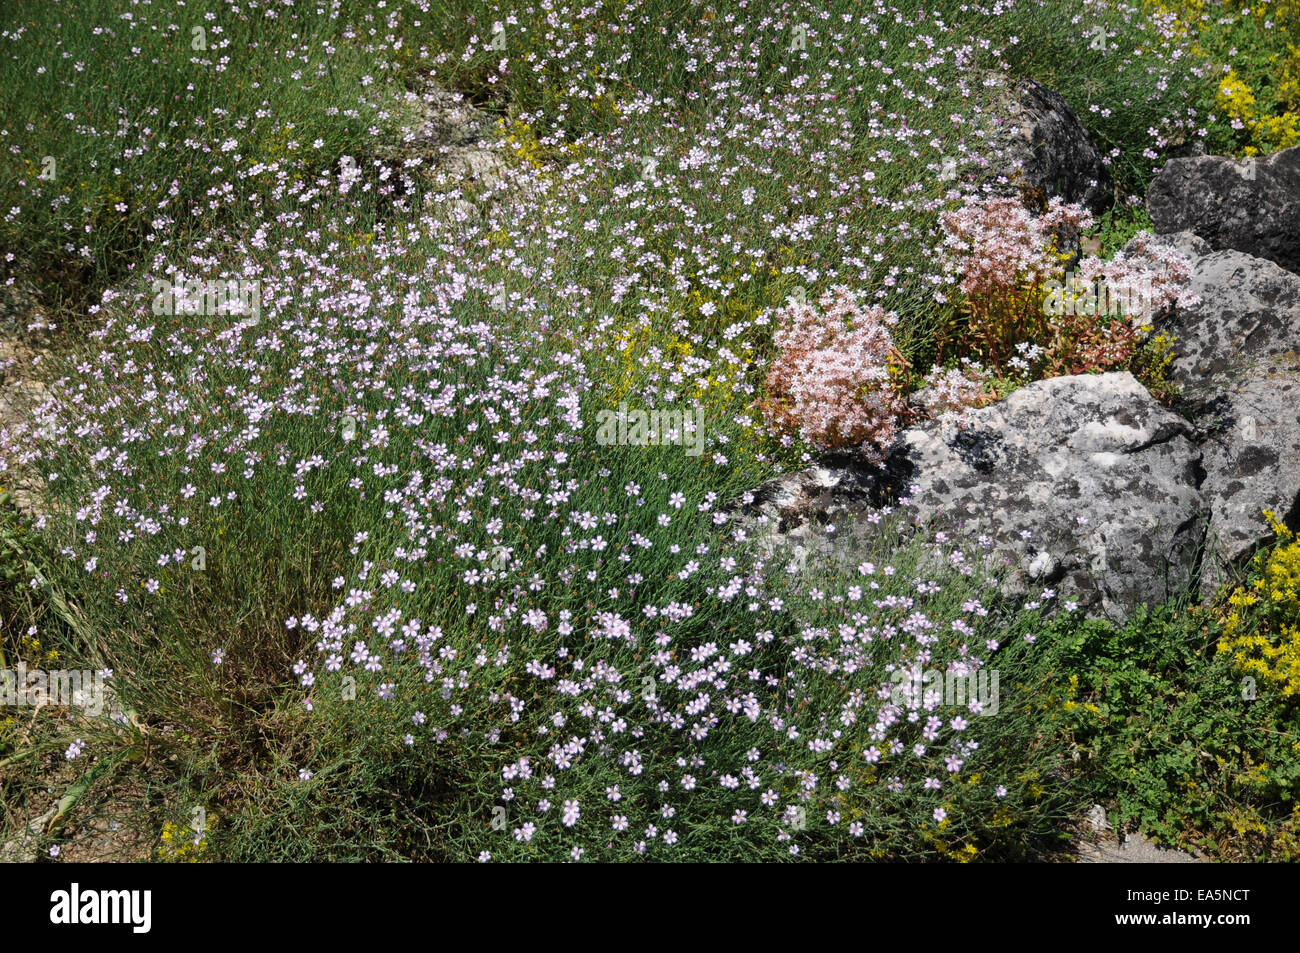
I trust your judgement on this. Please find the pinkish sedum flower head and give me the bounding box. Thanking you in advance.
[760,285,905,459]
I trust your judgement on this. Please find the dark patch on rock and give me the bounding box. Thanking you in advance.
[950,427,1003,473]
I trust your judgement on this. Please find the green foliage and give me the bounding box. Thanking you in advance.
[1216,511,1300,699]
[1088,204,1155,260]
[1154,0,1300,157]
[0,0,403,316]
[209,514,1088,863]
[1044,603,1300,860]
[1129,329,1180,404]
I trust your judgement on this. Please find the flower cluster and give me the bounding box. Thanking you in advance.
[939,197,1093,302]
[760,287,905,458]
[916,360,994,423]
[936,196,1094,370]
[936,195,1196,380]
[1219,511,1300,699]
[1075,231,1201,327]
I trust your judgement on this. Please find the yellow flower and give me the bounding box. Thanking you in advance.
[1219,512,1300,695]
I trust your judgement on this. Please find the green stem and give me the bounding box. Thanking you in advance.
[46,750,124,837]
[0,744,45,772]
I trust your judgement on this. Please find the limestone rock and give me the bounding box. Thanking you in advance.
[1148,144,1300,276]
[1153,246,1300,596]
[733,373,1207,621]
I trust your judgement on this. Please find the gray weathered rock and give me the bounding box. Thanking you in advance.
[976,76,1113,214]
[1153,245,1300,596]
[738,234,1300,615]
[734,373,1207,621]
[1148,144,1300,276]
[1077,829,1205,864]
[1193,370,1300,597]
[1158,246,1300,384]
[393,86,497,152]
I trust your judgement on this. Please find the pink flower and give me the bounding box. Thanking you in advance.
[760,286,904,458]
